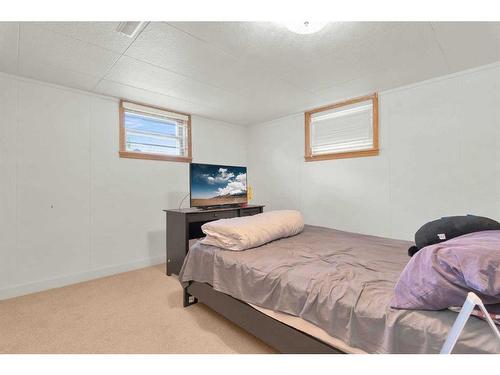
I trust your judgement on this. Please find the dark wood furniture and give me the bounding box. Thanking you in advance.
[185,281,345,354]
[163,205,264,276]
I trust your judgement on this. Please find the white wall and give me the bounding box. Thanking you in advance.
[248,63,500,241]
[0,73,247,299]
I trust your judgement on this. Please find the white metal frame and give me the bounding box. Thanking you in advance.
[440,292,500,354]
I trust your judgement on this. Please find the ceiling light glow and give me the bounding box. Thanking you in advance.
[284,21,328,35]
[116,22,145,38]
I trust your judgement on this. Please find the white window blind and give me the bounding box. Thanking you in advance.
[310,100,374,156]
[122,101,190,158]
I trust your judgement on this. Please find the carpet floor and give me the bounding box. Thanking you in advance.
[0,264,276,354]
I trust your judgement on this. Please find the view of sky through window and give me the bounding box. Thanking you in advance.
[124,111,183,156]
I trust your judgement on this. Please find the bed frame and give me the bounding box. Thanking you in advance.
[184,281,345,354]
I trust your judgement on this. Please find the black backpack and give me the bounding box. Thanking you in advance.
[408,215,500,257]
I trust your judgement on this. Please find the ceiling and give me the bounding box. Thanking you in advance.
[1,22,499,125]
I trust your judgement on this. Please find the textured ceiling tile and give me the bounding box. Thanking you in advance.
[126,22,241,89]
[168,22,450,96]
[169,22,394,92]
[19,23,120,80]
[163,78,244,108]
[94,79,217,118]
[170,22,345,64]
[8,21,500,126]
[272,23,448,93]
[104,56,186,95]
[431,22,500,73]
[31,22,136,54]
[0,22,19,75]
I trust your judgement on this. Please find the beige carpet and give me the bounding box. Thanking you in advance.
[0,264,276,354]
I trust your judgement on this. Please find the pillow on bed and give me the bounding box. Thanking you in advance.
[201,210,304,251]
[391,230,500,311]
[407,215,500,257]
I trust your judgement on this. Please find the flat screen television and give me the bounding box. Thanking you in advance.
[190,163,247,208]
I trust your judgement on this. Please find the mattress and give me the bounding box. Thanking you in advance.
[179,225,500,354]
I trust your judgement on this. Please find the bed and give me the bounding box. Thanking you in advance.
[179,225,500,354]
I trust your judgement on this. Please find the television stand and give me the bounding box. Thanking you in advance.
[163,204,264,275]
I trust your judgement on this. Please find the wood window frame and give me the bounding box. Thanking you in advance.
[119,99,193,163]
[304,93,379,162]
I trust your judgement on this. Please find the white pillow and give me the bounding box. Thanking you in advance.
[201,210,304,251]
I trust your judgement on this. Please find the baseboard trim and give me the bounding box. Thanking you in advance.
[0,255,166,301]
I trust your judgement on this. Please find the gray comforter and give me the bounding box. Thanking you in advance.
[179,225,500,354]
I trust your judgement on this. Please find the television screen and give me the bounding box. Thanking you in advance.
[190,163,247,208]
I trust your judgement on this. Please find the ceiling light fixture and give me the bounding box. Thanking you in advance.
[116,22,146,38]
[284,21,328,35]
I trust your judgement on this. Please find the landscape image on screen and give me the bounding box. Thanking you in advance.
[190,163,247,207]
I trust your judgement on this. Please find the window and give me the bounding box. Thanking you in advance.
[305,93,379,161]
[119,100,192,162]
